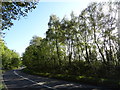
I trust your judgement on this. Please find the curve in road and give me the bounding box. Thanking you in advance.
[3,69,113,90]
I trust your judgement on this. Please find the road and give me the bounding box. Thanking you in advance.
[3,69,113,90]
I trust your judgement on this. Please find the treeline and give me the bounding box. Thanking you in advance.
[0,39,21,70]
[23,2,120,79]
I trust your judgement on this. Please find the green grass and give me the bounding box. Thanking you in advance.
[0,83,7,90]
[0,69,8,90]
[22,68,120,89]
[0,84,3,89]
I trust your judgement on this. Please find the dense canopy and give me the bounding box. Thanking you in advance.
[23,2,120,80]
[0,39,21,70]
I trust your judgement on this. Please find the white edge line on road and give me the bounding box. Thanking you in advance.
[13,70,56,90]
[2,74,8,90]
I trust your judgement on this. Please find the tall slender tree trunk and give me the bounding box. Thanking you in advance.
[85,44,90,63]
[68,40,72,65]
[85,29,90,63]
[117,3,120,65]
[93,25,107,64]
[95,41,107,64]
[76,36,81,62]
[56,39,61,66]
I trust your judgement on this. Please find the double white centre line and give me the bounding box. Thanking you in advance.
[13,70,56,90]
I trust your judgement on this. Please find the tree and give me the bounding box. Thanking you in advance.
[30,35,42,45]
[22,1,120,79]
[2,2,38,30]
[47,15,62,66]
[0,39,21,70]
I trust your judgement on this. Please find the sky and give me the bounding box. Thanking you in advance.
[3,0,114,56]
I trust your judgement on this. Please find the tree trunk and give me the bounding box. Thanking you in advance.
[56,39,61,66]
[117,4,120,65]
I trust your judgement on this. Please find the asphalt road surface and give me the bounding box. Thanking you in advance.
[3,69,114,90]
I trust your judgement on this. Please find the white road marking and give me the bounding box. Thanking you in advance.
[13,70,56,90]
[2,75,8,90]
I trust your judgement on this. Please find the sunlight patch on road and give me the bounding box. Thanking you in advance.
[37,82,46,85]
[53,83,74,88]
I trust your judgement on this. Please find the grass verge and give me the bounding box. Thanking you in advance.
[0,82,7,90]
[22,68,120,89]
[0,70,7,90]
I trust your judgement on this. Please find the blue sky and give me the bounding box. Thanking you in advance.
[3,0,111,56]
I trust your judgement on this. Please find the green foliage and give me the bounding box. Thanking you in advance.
[2,2,38,30]
[0,40,21,70]
[22,2,120,85]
